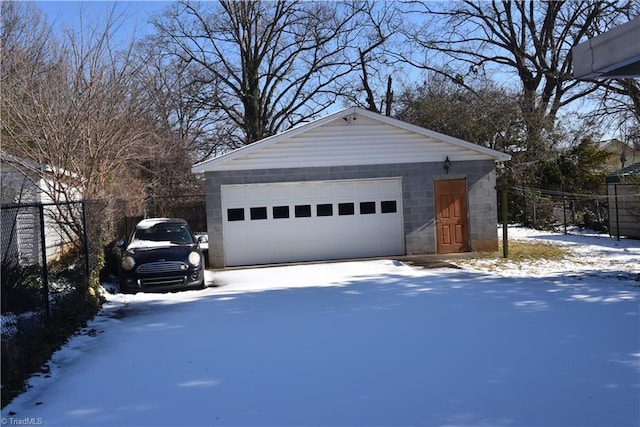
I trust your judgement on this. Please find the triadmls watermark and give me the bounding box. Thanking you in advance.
[1,417,44,426]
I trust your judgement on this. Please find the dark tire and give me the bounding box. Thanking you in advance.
[119,280,133,294]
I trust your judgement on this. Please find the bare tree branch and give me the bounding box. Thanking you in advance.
[149,0,400,148]
[397,0,638,155]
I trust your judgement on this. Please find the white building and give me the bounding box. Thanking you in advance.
[1,152,82,265]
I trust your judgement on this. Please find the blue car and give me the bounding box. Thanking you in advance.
[118,218,206,293]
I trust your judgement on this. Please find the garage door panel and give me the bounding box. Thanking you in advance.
[224,224,248,241]
[287,184,308,201]
[222,189,246,204]
[356,181,379,198]
[378,180,399,196]
[269,185,291,201]
[311,183,335,200]
[331,182,354,200]
[244,187,262,202]
[221,179,404,266]
[249,225,273,241]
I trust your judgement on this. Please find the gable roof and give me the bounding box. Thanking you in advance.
[600,138,639,154]
[192,107,511,173]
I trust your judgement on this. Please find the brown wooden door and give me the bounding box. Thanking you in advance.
[435,179,469,254]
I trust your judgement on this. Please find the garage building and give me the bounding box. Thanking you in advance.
[192,107,511,268]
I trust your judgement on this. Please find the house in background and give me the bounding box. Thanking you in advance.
[192,107,511,268]
[1,152,82,265]
[600,139,640,173]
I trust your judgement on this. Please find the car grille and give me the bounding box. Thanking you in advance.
[140,276,187,287]
[137,261,187,274]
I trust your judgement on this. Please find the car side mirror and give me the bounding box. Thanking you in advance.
[116,239,126,248]
[197,235,208,243]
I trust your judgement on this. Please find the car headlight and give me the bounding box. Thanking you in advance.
[121,256,136,271]
[188,251,201,266]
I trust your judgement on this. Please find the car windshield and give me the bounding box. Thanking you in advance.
[131,223,195,245]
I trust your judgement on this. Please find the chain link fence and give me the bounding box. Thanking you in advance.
[510,186,610,233]
[0,194,205,321]
[1,199,110,405]
[1,201,91,318]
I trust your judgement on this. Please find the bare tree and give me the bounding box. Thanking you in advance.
[398,1,638,159]
[347,1,403,115]
[150,0,392,148]
[1,2,169,247]
[136,41,233,164]
[582,78,640,150]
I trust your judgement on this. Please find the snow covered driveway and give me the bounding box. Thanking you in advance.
[3,234,639,426]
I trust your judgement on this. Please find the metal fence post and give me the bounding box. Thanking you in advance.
[522,186,528,226]
[614,184,620,241]
[501,183,509,258]
[38,203,51,321]
[81,201,91,288]
[563,195,567,234]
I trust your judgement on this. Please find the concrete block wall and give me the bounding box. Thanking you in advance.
[204,159,499,267]
[467,163,499,252]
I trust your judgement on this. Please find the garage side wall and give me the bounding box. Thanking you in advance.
[204,160,498,267]
[468,165,499,252]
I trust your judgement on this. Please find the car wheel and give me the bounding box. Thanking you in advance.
[119,280,132,294]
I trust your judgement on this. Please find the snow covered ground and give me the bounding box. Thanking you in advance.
[462,226,640,282]
[2,227,639,426]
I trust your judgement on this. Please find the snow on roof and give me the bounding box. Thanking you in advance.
[135,218,189,229]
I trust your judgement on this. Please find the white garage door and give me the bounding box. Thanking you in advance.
[221,178,404,266]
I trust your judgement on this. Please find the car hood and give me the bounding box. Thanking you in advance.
[126,242,198,260]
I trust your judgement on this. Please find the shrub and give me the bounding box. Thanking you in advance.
[1,259,43,315]
[1,287,104,408]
